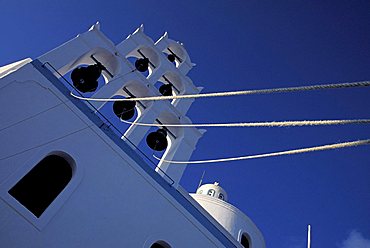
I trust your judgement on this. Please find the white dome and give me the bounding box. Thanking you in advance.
[196,182,228,202]
[191,193,266,248]
[192,182,266,247]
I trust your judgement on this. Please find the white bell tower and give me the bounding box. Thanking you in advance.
[38,23,205,187]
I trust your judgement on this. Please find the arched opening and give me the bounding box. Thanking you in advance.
[65,63,107,99]
[126,46,160,78]
[150,241,171,248]
[241,233,251,248]
[61,48,118,95]
[154,72,183,105]
[126,56,150,77]
[8,154,73,218]
[207,189,215,197]
[218,193,225,200]
[143,112,183,164]
[164,44,186,68]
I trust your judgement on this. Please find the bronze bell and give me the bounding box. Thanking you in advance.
[135,58,149,72]
[159,84,173,96]
[146,129,168,151]
[113,100,136,121]
[71,64,102,93]
[167,54,176,62]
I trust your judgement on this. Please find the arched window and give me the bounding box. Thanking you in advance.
[207,189,215,197]
[241,233,250,248]
[8,155,73,218]
[218,193,225,200]
[150,241,171,248]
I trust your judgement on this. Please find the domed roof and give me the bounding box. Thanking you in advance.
[196,182,228,202]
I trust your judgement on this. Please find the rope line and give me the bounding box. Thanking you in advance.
[121,118,370,128]
[70,80,370,102]
[153,139,370,164]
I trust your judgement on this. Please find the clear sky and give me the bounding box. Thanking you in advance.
[2,1,370,247]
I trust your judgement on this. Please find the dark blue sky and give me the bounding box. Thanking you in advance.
[2,1,370,247]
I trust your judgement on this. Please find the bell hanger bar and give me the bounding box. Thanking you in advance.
[167,47,183,63]
[155,119,176,139]
[122,86,146,109]
[162,75,180,94]
[90,55,114,78]
[137,49,156,68]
